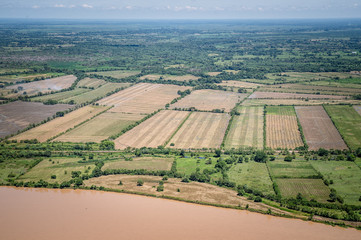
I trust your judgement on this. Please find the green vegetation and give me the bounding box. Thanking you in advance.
[267,158,319,178]
[324,105,361,149]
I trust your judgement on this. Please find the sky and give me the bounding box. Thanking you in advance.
[0,0,361,19]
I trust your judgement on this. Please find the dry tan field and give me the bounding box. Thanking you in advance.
[84,174,293,216]
[114,110,189,149]
[6,75,76,96]
[295,106,348,150]
[171,89,247,112]
[266,106,303,149]
[241,98,361,106]
[139,74,199,82]
[224,107,264,149]
[217,80,262,89]
[0,101,72,138]
[97,83,190,114]
[76,77,107,88]
[206,72,222,76]
[167,112,230,149]
[249,91,346,99]
[12,105,108,142]
[55,112,143,143]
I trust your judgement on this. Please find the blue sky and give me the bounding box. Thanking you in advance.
[0,0,361,19]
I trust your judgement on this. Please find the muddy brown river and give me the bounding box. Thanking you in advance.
[0,187,360,240]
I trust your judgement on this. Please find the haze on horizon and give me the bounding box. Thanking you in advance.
[0,0,361,19]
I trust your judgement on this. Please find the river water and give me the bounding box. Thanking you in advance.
[0,187,360,240]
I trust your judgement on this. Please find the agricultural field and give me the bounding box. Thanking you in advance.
[276,178,330,202]
[295,106,348,150]
[88,70,140,78]
[103,157,173,171]
[311,161,361,205]
[324,105,361,149]
[259,83,360,96]
[228,162,275,195]
[0,101,72,138]
[249,91,346,100]
[267,158,319,178]
[0,158,39,184]
[167,112,230,149]
[217,80,262,90]
[354,105,361,116]
[139,74,199,82]
[12,105,108,142]
[0,72,64,85]
[18,157,96,183]
[76,77,107,88]
[224,107,264,149]
[55,112,143,143]
[171,89,247,112]
[98,83,190,114]
[175,157,219,177]
[242,98,361,106]
[114,110,189,149]
[266,106,303,149]
[61,83,130,104]
[5,75,77,96]
[31,88,91,102]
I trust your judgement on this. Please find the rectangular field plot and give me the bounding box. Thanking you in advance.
[114,110,189,149]
[217,80,262,89]
[249,91,345,99]
[98,83,190,114]
[76,78,107,88]
[276,179,330,202]
[61,83,129,104]
[0,101,72,138]
[324,105,361,149]
[295,106,347,150]
[224,107,263,149]
[12,105,108,142]
[171,89,247,112]
[176,157,219,176]
[6,75,76,96]
[139,74,199,82]
[266,106,303,149]
[55,112,143,143]
[88,70,140,78]
[32,88,91,102]
[228,162,275,195]
[18,157,95,183]
[267,159,318,178]
[310,161,361,205]
[167,112,230,149]
[103,157,173,171]
[0,158,38,184]
[242,98,361,107]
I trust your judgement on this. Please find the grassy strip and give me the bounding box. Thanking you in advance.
[163,111,192,147]
[263,105,267,150]
[48,106,112,142]
[220,114,234,149]
[294,106,308,149]
[322,104,350,149]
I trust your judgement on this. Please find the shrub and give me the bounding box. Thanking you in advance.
[137,179,144,186]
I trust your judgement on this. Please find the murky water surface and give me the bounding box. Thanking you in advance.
[0,187,360,240]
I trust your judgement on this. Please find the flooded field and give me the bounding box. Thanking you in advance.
[0,187,360,240]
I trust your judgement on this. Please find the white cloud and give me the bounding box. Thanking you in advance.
[185,6,198,11]
[125,6,133,10]
[69,5,76,8]
[55,4,66,8]
[32,5,40,9]
[82,4,93,9]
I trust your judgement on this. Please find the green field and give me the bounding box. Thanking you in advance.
[267,158,319,178]
[18,157,96,183]
[0,158,39,184]
[61,83,130,104]
[311,160,361,205]
[324,105,361,149]
[88,70,140,78]
[228,162,275,195]
[276,178,330,202]
[266,105,295,116]
[102,157,173,171]
[176,157,221,179]
[32,88,91,102]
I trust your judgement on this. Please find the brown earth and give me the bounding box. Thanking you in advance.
[0,101,72,138]
[295,106,348,150]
